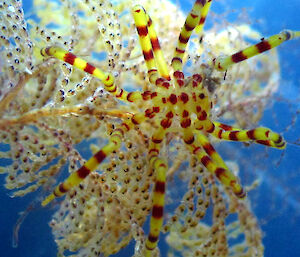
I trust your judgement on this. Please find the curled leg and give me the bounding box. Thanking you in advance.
[211,122,286,149]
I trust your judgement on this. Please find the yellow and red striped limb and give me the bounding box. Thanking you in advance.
[195,0,212,35]
[143,8,170,80]
[188,133,246,198]
[42,127,124,206]
[171,0,207,72]
[195,130,228,169]
[42,113,147,206]
[145,157,167,255]
[211,122,286,149]
[214,30,300,71]
[40,46,142,102]
[144,128,167,254]
[132,5,170,88]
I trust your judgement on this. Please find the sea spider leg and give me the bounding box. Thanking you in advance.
[40,46,143,102]
[211,121,286,149]
[141,7,170,80]
[41,113,147,206]
[145,128,169,255]
[187,131,245,198]
[195,130,228,168]
[194,130,245,197]
[182,75,246,197]
[195,0,213,35]
[213,30,300,71]
[132,8,173,252]
[171,0,210,74]
[132,5,170,87]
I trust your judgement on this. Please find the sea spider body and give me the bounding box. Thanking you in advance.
[40,0,299,255]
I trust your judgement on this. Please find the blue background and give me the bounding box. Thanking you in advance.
[0,0,300,256]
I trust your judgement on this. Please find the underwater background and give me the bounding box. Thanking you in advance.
[0,0,299,256]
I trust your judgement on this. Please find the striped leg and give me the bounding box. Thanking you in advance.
[40,46,142,102]
[195,0,213,35]
[145,157,167,256]
[143,8,170,80]
[42,113,147,206]
[211,122,286,149]
[214,30,300,71]
[132,6,170,87]
[42,125,126,206]
[188,132,246,198]
[145,128,167,255]
[195,130,228,168]
[171,0,208,73]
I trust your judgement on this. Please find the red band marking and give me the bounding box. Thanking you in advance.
[147,234,158,244]
[203,143,215,156]
[256,41,271,53]
[152,205,163,219]
[84,63,96,74]
[151,37,161,50]
[155,181,165,194]
[64,52,76,65]
[94,150,106,163]
[137,25,148,36]
[77,165,91,179]
[59,183,68,193]
[143,49,154,61]
[201,155,211,167]
[231,51,248,63]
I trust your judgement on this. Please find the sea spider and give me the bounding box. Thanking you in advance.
[40,0,299,255]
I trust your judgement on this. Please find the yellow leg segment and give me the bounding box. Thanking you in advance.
[40,46,142,102]
[144,128,167,255]
[214,30,300,71]
[145,157,167,255]
[132,6,160,85]
[171,0,206,72]
[195,130,228,169]
[195,0,213,35]
[144,9,170,80]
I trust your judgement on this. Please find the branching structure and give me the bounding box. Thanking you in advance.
[0,0,299,256]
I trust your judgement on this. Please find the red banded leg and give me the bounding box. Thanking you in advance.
[195,130,228,169]
[211,122,286,149]
[145,157,167,256]
[214,30,300,71]
[171,0,209,73]
[144,128,168,255]
[195,0,213,35]
[133,5,170,80]
[42,113,147,206]
[187,132,246,198]
[40,46,142,102]
[132,5,170,87]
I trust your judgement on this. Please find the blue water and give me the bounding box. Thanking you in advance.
[0,0,300,256]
